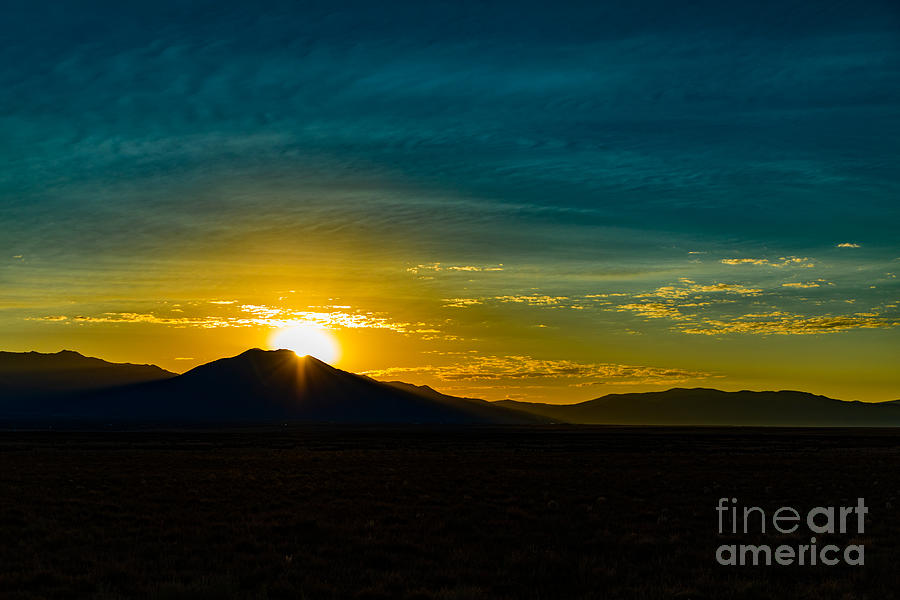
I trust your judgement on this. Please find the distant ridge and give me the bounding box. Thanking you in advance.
[496,387,900,427]
[3,349,550,424]
[0,350,175,398]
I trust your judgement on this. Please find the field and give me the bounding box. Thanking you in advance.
[0,426,898,599]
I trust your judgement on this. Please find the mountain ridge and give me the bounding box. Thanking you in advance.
[0,349,175,397]
[495,387,900,426]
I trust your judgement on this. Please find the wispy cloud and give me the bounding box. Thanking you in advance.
[781,282,820,288]
[635,280,762,299]
[615,303,690,320]
[721,257,814,268]
[610,279,762,321]
[836,242,861,248]
[584,293,629,298]
[30,313,226,328]
[720,258,770,266]
[493,295,569,305]
[442,298,484,308]
[442,294,572,308]
[28,304,435,336]
[681,312,898,336]
[407,263,504,274]
[599,275,900,337]
[363,354,713,385]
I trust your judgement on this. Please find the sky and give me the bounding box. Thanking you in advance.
[1,0,898,403]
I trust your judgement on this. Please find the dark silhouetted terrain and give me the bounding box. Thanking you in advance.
[0,426,896,599]
[3,349,548,424]
[0,351,175,418]
[0,350,175,394]
[496,388,900,427]
[2,350,899,427]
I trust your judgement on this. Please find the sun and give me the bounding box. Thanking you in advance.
[270,324,340,363]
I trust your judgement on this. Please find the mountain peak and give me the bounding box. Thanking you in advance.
[236,348,329,361]
[184,348,343,384]
[232,348,336,368]
[237,347,294,357]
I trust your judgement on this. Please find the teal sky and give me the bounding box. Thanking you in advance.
[1,1,898,402]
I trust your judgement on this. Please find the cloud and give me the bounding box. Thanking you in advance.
[238,304,421,333]
[721,257,814,268]
[208,300,236,305]
[614,279,760,322]
[442,298,484,308]
[681,312,898,336]
[363,354,713,385]
[836,243,861,248]
[407,263,504,274]
[492,295,569,305]
[28,304,437,336]
[636,281,762,299]
[441,294,572,308]
[720,258,770,266]
[35,313,225,328]
[616,303,689,320]
[443,279,763,320]
[601,275,899,337]
[448,265,504,272]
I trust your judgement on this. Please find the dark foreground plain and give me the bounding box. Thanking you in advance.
[1,426,898,600]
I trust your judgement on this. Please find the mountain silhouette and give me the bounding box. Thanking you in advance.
[4,350,898,426]
[496,387,900,427]
[0,350,175,416]
[14,349,550,424]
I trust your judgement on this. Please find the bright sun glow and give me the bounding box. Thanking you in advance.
[270,324,340,363]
